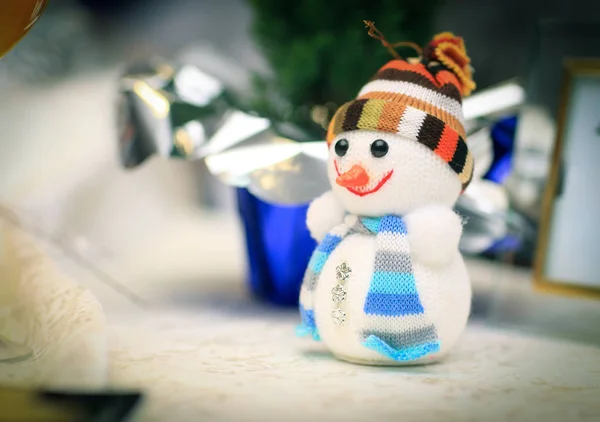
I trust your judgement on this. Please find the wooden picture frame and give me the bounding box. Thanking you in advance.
[533,58,600,300]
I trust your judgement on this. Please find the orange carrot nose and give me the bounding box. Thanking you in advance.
[336,164,370,188]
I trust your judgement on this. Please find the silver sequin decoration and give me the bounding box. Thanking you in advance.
[331,261,351,324]
[336,262,352,281]
[331,284,347,303]
[331,309,346,325]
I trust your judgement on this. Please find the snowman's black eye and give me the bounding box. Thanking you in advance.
[371,139,389,158]
[334,138,349,157]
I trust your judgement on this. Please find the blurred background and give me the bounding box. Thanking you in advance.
[0,0,600,420]
[0,0,599,327]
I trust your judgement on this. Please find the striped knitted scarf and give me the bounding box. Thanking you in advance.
[297,215,440,362]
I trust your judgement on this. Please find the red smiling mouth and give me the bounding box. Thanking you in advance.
[334,161,394,197]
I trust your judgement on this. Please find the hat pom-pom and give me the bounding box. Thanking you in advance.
[426,32,476,97]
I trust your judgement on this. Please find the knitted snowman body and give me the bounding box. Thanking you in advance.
[297,32,476,365]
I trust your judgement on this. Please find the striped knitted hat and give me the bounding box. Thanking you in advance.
[327,30,476,190]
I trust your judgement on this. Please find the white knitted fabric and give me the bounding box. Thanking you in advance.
[302,130,471,365]
[327,131,462,216]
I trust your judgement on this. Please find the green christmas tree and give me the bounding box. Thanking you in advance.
[247,0,443,137]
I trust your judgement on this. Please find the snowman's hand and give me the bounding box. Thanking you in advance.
[306,191,346,242]
[404,205,463,268]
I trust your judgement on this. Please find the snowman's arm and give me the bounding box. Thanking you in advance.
[306,190,346,242]
[404,205,464,268]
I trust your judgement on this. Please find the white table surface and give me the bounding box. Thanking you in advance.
[21,208,600,422]
[106,311,600,422]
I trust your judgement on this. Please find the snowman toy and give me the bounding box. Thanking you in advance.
[296,26,477,365]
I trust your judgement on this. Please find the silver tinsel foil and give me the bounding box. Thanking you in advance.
[118,57,527,254]
[118,58,329,204]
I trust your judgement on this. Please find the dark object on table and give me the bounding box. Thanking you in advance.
[0,387,142,422]
[41,391,141,422]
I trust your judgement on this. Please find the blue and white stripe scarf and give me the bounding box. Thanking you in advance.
[297,215,440,361]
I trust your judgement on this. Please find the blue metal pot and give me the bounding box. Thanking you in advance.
[236,188,316,306]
